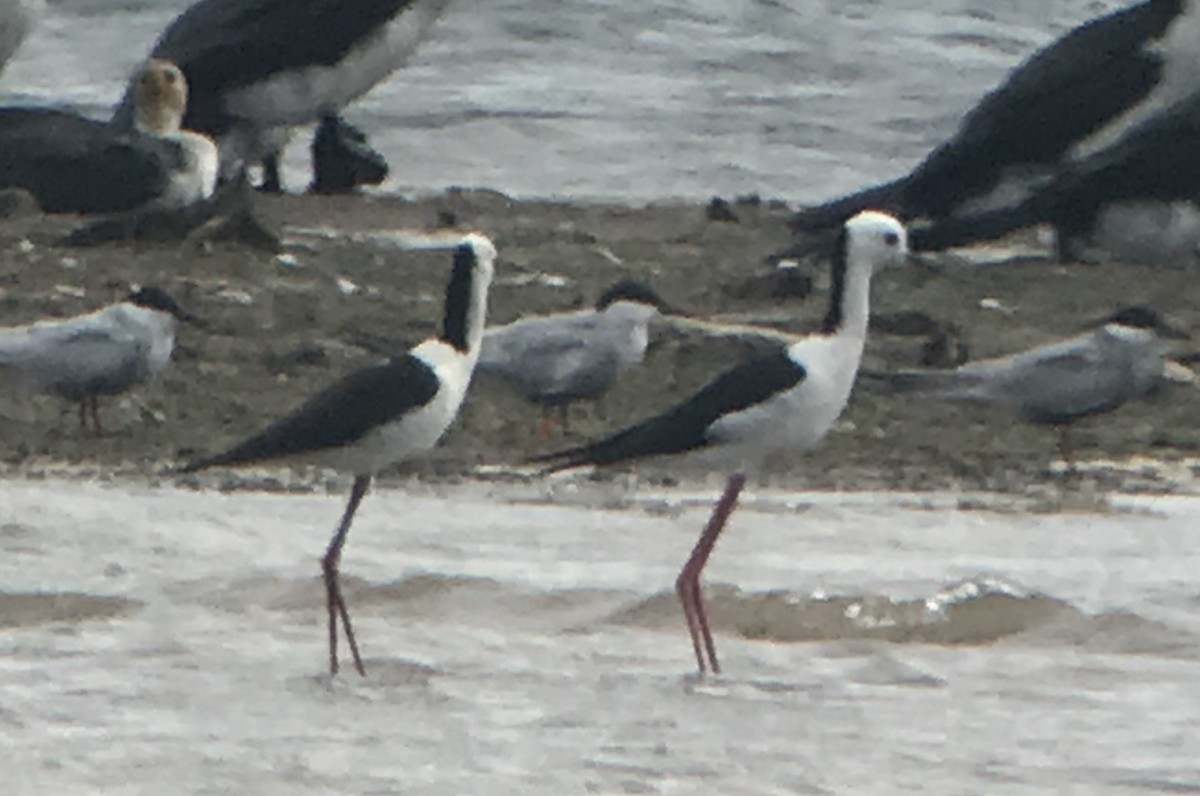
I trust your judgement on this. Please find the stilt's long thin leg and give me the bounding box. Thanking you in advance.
[321,475,371,676]
[675,473,746,675]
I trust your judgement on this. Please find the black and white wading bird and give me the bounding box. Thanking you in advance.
[478,280,677,436]
[534,211,910,675]
[0,59,218,216]
[179,232,497,676]
[788,0,1200,235]
[115,0,453,192]
[0,287,196,434]
[868,306,1189,468]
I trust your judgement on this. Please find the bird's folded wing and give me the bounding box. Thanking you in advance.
[531,351,805,471]
[182,354,440,471]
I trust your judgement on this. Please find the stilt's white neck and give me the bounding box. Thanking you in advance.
[821,229,875,341]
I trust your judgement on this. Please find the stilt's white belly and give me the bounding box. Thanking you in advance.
[308,354,471,476]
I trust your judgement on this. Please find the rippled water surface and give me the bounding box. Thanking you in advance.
[3,0,1128,200]
[2,478,1199,793]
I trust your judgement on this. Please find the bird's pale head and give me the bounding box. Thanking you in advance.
[134,58,188,135]
[126,285,200,324]
[595,279,672,313]
[1101,305,1190,340]
[845,210,909,273]
[459,232,497,282]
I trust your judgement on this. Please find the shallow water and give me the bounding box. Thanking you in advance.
[3,0,1125,201]
[2,477,1198,793]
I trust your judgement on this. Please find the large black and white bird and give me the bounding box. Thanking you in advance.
[180,232,496,676]
[0,59,218,215]
[535,211,910,676]
[910,86,1200,260]
[0,286,196,435]
[788,0,1199,234]
[114,0,453,192]
[478,280,676,436]
[868,306,1189,467]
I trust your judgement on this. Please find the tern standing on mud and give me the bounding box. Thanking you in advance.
[181,233,496,676]
[536,211,910,676]
[0,287,196,435]
[871,306,1189,468]
[478,280,675,435]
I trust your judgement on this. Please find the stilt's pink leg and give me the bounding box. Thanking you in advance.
[321,475,371,676]
[675,473,746,675]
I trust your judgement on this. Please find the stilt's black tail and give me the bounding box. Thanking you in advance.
[787,177,911,232]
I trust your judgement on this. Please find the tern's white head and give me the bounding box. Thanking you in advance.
[134,58,188,135]
[1098,305,1190,341]
[594,279,672,325]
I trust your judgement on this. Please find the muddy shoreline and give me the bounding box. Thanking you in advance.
[0,189,1197,494]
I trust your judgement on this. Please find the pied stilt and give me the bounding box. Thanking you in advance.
[179,231,496,676]
[535,211,910,675]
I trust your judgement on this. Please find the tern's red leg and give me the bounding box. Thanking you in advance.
[321,475,371,676]
[536,407,559,438]
[1057,426,1076,475]
[89,396,103,436]
[675,472,746,675]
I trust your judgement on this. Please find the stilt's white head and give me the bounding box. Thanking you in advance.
[845,210,909,274]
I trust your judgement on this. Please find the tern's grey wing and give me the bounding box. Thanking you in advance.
[479,313,624,402]
[479,312,602,371]
[972,336,1135,423]
[0,322,147,400]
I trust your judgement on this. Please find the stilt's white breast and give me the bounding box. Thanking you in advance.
[309,338,475,475]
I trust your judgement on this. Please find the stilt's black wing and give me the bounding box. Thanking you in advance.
[532,350,805,471]
[181,354,439,471]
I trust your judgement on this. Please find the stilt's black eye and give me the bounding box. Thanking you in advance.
[883,231,900,246]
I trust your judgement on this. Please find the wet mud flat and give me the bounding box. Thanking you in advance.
[0,189,1197,494]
